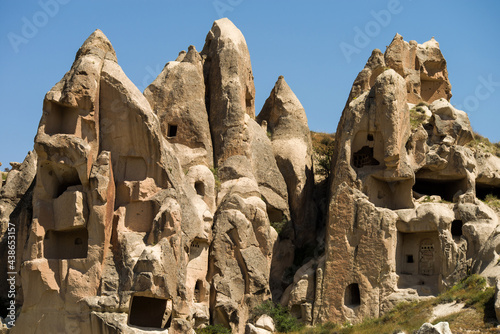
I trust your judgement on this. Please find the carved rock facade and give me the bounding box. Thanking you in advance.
[2,21,500,333]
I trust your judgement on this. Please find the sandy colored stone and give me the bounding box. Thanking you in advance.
[144,45,213,168]
[8,19,500,334]
[349,34,451,105]
[255,314,275,332]
[201,18,255,167]
[258,76,317,247]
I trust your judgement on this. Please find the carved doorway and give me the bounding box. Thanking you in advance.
[419,239,434,276]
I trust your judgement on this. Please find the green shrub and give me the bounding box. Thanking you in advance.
[270,215,288,235]
[483,194,500,208]
[253,300,303,333]
[210,167,221,191]
[436,274,494,310]
[422,195,433,203]
[300,322,341,334]
[311,131,335,177]
[409,105,428,129]
[195,324,231,334]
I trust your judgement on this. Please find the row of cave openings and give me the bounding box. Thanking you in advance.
[41,162,88,260]
[41,152,211,261]
[351,132,500,210]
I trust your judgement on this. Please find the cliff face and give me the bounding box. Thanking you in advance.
[2,19,500,333]
[316,35,499,325]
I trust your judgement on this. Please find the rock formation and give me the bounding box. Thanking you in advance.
[257,76,317,249]
[315,34,499,325]
[2,20,500,334]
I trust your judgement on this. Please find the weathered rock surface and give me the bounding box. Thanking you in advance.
[317,35,498,325]
[496,277,500,323]
[208,176,276,333]
[144,45,213,168]
[201,18,255,168]
[10,29,208,334]
[0,152,37,312]
[3,19,288,334]
[0,152,37,236]
[3,22,500,334]
[415,322,452,334]
[349,34,452,106]
[258,76,317,248]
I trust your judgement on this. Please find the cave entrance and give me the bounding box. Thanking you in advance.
[194,280,205,303]
[420,79,446,103]
[396,232,440,295]
[451,220,463,240]
[352,146,380,168]
[413,176,466,202]
[128,296,170,329]
[44,227,88,259]
[195,181,205,196]
[167,124,178,138]
[475,182,500,201]
[344,283,361,308]
[44,103,81,136]
[266,206,284,225]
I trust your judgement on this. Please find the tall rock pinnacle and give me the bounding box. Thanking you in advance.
[201,18,256,168]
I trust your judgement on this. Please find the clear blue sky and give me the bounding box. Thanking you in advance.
[1,1,499,168]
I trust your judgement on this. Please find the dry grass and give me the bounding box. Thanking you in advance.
[409,104,429,130]
[483,194,500,209]
[467,132,500,157]
[284,275,497,334]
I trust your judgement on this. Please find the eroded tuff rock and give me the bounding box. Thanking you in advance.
[314,35,498,325]
[4,23,500,333]
[10,29,211,334]
[201,18,255,168]
[144,45,213,169]
[349,34,452,106]
[0,152,37,310]
[4,19,294,334]
[258,76,317,248]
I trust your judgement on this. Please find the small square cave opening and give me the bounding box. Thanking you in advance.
[344,283,361,308]
[128,296,169,329]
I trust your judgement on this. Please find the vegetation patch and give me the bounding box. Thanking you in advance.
[409,103,429,130]
[210,167,221,192]
[286,274,497,334]
[254,300,304,333]
[482,194,500,209]
[311,131,335,177]
[467,132,500,157]
[271,215,288,235]
[195,324,232,334]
